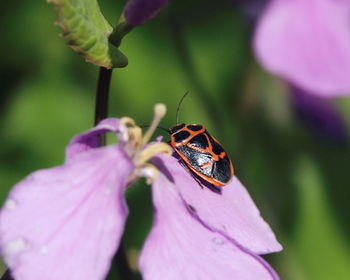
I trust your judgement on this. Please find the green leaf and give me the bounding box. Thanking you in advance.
[48,0,128,68]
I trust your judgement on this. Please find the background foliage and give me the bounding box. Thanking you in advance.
[1,1,350,279]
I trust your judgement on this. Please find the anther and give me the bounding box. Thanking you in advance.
[142,104,167,145]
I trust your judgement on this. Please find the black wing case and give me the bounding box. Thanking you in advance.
[176,145,214,178]
[206,132,233,184]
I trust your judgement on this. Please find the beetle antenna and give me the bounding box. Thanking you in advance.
[176,91,189,124]
[140,124,169,133]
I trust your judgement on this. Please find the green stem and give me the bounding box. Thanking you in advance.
[109,16,134,48]
[94,67,135,280]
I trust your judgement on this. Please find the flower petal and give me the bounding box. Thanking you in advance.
[0,145,133,280]
[153,155,282,254]
[66,118,121,160]
[140,171,279,280]
[123,0,169,26]
[254,0,350,97]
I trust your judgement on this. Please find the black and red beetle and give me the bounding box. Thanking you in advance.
[168,92,234,187]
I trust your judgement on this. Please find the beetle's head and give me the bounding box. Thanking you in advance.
[169,123,186,134]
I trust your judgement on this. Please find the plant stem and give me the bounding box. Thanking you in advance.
[95,67,113,145]
[113,242,136,280]
[94,67,135,280]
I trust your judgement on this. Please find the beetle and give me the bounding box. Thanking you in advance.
[168,92,234,187]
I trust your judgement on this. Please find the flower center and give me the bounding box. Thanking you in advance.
[121,104,172,184]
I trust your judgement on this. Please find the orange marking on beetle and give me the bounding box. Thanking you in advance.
[200,162,213,169]
[176,150,226,186]
[219,152,226,159]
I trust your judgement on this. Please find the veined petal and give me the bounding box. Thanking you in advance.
[0,145,133,280]
[254,0,350,97]
[66,118,121,160]
[140,171,279,280]
[153,155,282,254]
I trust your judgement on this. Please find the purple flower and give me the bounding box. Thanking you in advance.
[290,85,348,143]
[123,0,169,26]
[254,0,350,97]
[0,105,282,280]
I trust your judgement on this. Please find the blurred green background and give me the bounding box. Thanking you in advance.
[1,1,350,279]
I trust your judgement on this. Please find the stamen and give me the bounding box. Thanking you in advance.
[120,117,136,127]
[138,164,159,184]
[142,104,167,146]
[135,142,172,166]
[120,117,144,156]
[120,117,137,142]
[127,126,143,154]
[121,104,171,184]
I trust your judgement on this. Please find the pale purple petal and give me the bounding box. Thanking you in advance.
[123,0,169,26]
[254,0,350,97]
[0,145,133,280]
[66,118,121,160]
[153,155,282,254]
[140,171,279,280]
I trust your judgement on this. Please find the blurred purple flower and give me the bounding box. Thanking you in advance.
[231,0,270,25]
[0,107,282,280]
[290,85,348,143]
[254,0,350,97]
[123,0,169,26]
